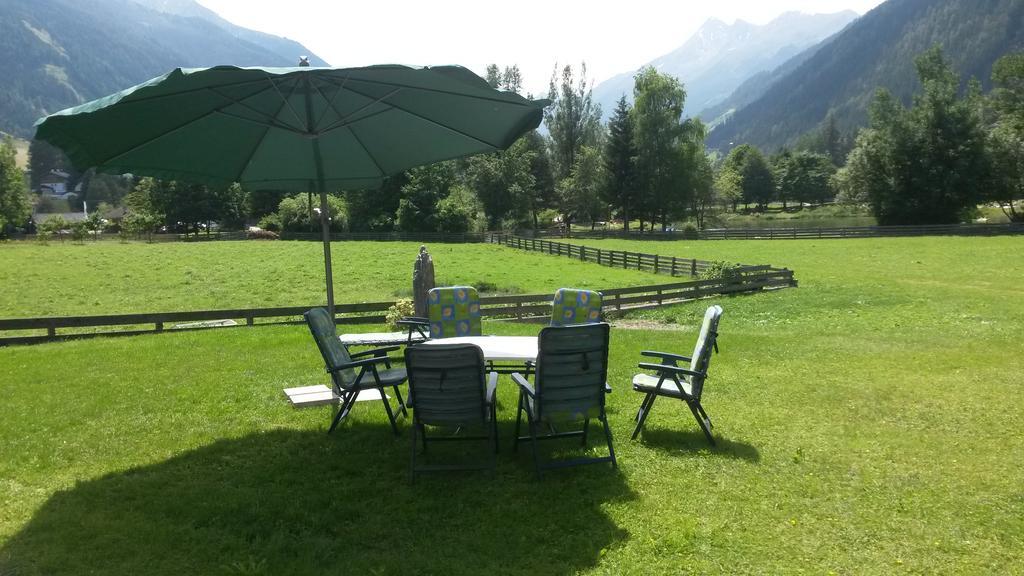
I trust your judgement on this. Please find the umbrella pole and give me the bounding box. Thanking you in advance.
[318,187,335,319]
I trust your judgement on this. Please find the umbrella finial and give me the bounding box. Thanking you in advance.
[298,56,310,67]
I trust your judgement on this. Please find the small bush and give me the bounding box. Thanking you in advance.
[699,261,742,282]
[385,298,415,330]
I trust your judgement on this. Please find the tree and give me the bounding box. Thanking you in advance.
[545,64,602,181]
[987,52,1024,222]
[344,174,406,232]
[122,178,165,240]
[436,184,484,233]
[85,211,105,240]
[775,151,836,208]
[277,193,347,233]
[987,123,1024,222]
[467,139,535,229]
[686,147,716,230]
[721,144,773,211]
[603,96,638,231]
[632,66,688,230]
[147,179,248,235]
[521,131,555,229]
[991,52,1024,133]
[396,162,457,232]
[0,136,30,235]
[740,150,775,211]
[557,145,607,229]
[844,46,989,225]
[714,163,744,213]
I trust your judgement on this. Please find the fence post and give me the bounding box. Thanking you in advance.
[246,315,254,327]
[671,256,678,276]
[155,321,164,332]
[691,259,697,276]
[623,251,628,269]
[597,249,602,265]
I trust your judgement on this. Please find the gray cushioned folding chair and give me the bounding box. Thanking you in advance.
[304,308,408,435]
[631,305,723,444]
[404,343,499,483]
[512,323,616,478]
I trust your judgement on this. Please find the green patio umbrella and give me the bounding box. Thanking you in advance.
[35,64,547,316]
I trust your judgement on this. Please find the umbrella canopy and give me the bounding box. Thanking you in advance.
[35,65,548,315]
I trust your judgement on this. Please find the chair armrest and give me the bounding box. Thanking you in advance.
[396,319,429,328]
[328,356,390,373]
[350,346,400,359]
[641,350,692,363]
[486,372,499,404]
[638,362,704,378]
[511,373,535,398]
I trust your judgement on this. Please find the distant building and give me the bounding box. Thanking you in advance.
[37,169,82,198]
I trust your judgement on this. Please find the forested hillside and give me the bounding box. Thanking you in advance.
[707,0,1024,152]
[0,0,327,138]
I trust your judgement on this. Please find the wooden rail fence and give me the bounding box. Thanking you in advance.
[0,272,795,346]
[531,222,1024,241]
[487,234,797,280]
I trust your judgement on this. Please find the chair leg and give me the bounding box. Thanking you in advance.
[393,385,408,418]
[602,414,618,468]
[696,402,712,429]
[528,415,543,480]
[492,403,500,454]
[513,392,524,453]
[636,392,655,421]
[328,390,357,434]
[380,389,399,435]
[689,401,715,446]
[631,393,658,440]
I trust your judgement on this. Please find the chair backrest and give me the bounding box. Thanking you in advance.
[404,344,488,427]
[304,308,356,390]
[427,286,481,338]
[534,323,610,422]
[688,305,723,399]
[550,288,603,327]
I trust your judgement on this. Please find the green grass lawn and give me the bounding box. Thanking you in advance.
[0,240,666,318]
[1,237,1022,574]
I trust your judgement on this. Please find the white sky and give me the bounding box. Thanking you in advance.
[197,0,886,96]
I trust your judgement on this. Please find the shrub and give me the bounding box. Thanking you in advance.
[70,221,89,243]
[257,213,282,232]
[699,260,742,282]
[385,298,415,330]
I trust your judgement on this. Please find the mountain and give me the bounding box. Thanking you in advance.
[591,11,858,121]
[0,0,328,138]
[707,0,1024,152]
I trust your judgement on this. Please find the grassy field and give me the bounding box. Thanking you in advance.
[1,236,1022,574]
[0,240,667,318]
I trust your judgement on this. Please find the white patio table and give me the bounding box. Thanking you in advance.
[418,336,538,370]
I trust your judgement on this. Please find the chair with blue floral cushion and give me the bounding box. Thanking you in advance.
[427,286,481,339]
[550,288,603,327]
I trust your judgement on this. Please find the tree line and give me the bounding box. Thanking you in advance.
[3,47,1022,239]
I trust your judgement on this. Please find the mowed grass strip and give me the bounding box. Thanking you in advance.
[0,240,665,318]
[0,236,1022,574]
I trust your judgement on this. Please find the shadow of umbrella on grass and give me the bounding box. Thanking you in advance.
[0,429,632,575]
[34,64,548,317]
